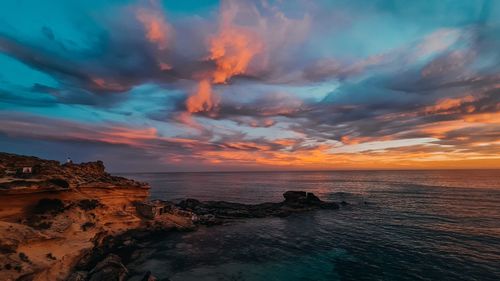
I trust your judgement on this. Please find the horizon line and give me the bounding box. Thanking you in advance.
[113,168,500,174]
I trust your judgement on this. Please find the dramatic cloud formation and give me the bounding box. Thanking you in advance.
[0,0,499,171]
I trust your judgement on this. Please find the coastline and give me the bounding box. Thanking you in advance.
[0,153,341,281]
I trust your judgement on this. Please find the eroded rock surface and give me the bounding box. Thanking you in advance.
[0,152,148,193]
[0,153,192,281]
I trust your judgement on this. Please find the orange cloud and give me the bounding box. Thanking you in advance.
[209,27,263,84]
[136,7,171,50]
[208,2,264,84]
[185,2,265,114]
[186,79,218,113]
[424,95,476,114]
[463,112,500,124]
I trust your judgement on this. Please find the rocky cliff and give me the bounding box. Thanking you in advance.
[0,152,147,193]
[0,153,193,281]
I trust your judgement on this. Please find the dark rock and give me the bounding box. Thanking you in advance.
[141,271,158,281]
[284,191,322,205]
[283,191,307,203]
[46,253,57,260]
[19,252,30,263]
[88,254,128,281]
[177,199,202,210]
[47,178,70,189]
[82,222,96,231]
[32,198,65,215]
[67,271,88,281]
[78,199,101,211]
[195,214,222,225]
[176,191,339,223]
[306,192,321,204]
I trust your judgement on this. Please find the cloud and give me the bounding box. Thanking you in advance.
[1,0,500,170]
[136,5,172,50]
[186,79,218,113]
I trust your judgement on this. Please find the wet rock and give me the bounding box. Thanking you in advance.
[306,192,321,204]
[141,271,157,281]
[195,214,222,225]
[177,198,202,210]
[88,254,128,281]
[176,191,339,223]
[283,191,307,203]
[67,271,88,281]
[283,191,322,206]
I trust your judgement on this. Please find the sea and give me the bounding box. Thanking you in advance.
[119,170,500,281]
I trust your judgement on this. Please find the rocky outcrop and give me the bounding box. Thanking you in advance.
[176,190,339,225]
[0,153,187,281]
[0,152,148,194]
[87,254,128,281]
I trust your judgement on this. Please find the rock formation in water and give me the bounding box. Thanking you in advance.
[0,152,342,281]
[176,190,339,225]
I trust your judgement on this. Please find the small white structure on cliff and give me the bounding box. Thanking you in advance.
[22,167,32,173]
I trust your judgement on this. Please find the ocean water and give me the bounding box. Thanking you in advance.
[120,170,500,281]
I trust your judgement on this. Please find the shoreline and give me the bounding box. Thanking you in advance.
[0,152,342,281]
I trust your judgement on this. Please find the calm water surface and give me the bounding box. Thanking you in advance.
[120,170,500,281]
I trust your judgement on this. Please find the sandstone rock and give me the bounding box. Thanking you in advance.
[0,221,50,253]
[32,198,65,215]
[0,152,149,193]
[78,199,102,211]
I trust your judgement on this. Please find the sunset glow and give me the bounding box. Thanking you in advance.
[0,0,499,171]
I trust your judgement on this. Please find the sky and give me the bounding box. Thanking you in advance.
[0,0,499,172]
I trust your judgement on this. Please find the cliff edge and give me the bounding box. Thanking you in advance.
[0,153,192,281]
